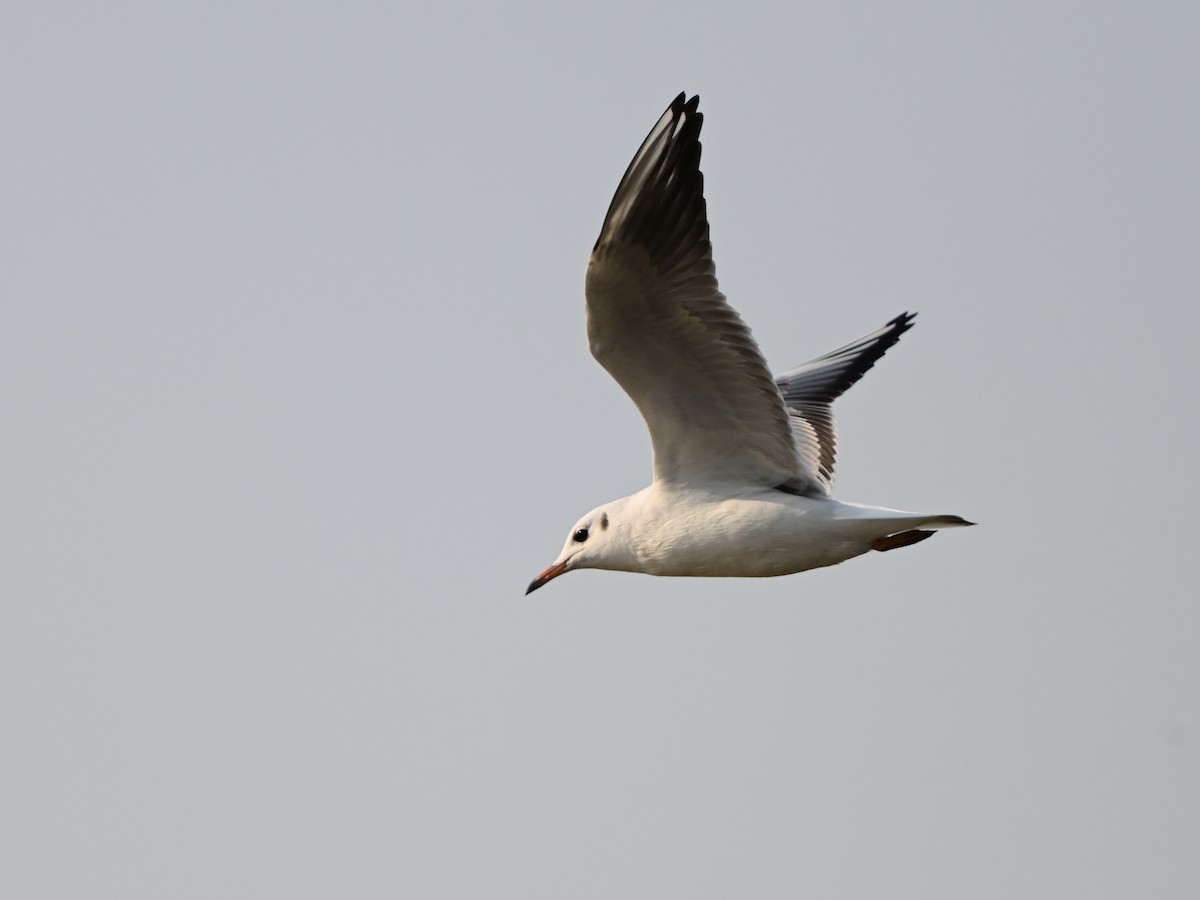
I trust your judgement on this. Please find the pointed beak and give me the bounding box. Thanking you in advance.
[526,560,568,595]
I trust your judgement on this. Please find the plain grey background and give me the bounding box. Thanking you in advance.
[3,2,1197,898]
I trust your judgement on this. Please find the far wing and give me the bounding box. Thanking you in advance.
[775,312,915,493]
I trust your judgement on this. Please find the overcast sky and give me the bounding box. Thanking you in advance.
[2,2,1198,898]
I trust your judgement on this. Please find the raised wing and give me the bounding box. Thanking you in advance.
[584,94,807,491]
[776,312,916,494]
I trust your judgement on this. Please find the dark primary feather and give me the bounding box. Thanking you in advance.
[594,94,703,258]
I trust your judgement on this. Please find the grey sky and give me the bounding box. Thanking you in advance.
[2,2,1197,898]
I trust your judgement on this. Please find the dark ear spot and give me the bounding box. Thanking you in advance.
[600,512,609,530]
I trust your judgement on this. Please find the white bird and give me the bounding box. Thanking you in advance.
[527,94,972,594]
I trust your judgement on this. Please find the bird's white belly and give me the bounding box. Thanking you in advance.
[633,492,869,578]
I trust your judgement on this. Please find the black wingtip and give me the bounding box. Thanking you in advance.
[888,311,917,335]
[776,311,924,409]
[668,93,701,121]
[594,92,710,257]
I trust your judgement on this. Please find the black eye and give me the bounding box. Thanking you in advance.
[573,527,589,543]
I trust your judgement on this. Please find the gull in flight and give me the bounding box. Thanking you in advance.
[527,94,972,594]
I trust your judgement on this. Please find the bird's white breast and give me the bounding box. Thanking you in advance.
[628,487,870,577]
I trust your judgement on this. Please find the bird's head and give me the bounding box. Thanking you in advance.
[526,505,623,594]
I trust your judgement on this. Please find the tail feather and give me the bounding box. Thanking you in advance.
[924,514,975,528]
